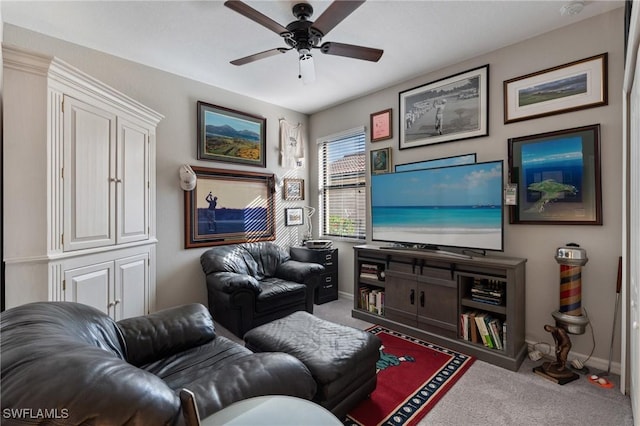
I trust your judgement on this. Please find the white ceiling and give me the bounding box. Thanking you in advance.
[1,0,623,114]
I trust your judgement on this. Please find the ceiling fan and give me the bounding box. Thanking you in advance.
[224,0,383,83]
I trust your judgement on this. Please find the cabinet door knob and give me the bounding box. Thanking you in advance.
[108,301,115,308]
[114,299,121,305]
[420,291,425,307]
[410,289,415,305]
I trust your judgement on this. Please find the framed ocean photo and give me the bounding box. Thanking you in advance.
[197,101,266,167]
[184,167,276,248]
[508,124,602,225]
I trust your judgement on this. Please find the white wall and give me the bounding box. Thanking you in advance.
[309,8,624,367]
[2,24,310,311]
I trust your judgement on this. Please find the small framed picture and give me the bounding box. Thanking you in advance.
[283,178,304,201]
[371,147,392,174]
[370,108,392,142]
[285,208,304,226]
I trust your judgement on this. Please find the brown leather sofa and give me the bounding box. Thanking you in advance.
[0,302,316,425]
[200,242,325,337]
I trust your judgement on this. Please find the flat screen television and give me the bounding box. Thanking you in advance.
[371,160,504,252]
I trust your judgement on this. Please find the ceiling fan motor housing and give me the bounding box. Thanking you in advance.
[285,3,323,52]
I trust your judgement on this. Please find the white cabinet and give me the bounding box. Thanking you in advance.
[63,250,150,320]
[3,45,162,318]
[63,96,151,251]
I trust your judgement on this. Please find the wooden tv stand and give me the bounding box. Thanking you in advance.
[353,245,527,371]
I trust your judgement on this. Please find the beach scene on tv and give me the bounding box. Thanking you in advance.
[371,161,503,251]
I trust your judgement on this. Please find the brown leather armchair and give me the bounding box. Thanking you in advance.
[200,242,325,337]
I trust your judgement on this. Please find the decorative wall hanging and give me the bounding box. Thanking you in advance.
[197,101,266,167]
[279,119,305,168]
[508,124,602,225]
[370,108,393,142]
[184,167,275,248]
[399,65,489,149]
[503,53,608,124]
[283,178,304,201]
[285,208,304,226]
[371,147,391,174]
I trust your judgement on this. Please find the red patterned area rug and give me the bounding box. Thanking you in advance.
[344,326,475,426]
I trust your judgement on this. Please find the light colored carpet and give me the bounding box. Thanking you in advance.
[215,297,634,425]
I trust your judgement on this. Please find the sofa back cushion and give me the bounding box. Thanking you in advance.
[1,302,180,424]
[201,242,290,280]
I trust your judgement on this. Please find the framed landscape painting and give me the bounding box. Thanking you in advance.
[399,65,489,149]
[184,167,275,248]
[508,124,602,225]
[503,53,608,124]
[197,101,266,167]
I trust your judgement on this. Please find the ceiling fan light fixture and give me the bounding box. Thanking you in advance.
[299,51,316,84]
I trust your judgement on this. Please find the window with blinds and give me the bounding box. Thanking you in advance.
[318,128,366,239]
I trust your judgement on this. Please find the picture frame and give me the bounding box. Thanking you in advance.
[399,64,489,149]
[284,208,304,226]
[503,53,608,124]
[370,108,393,142]
[395,153,477,172]
[184,166,276,248]
[371,147,392,174]
[283,178,304,201]
[508,124,602,225]
[197,101,267,167]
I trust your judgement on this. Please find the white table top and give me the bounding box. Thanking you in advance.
[202,395,342,426]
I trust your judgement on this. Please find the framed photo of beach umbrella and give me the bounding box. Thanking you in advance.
[508,124,602,225]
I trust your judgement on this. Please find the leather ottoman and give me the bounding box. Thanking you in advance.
[244,311,381,419]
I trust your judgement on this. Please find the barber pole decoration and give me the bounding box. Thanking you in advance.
[559,263,583,315]
[552,243,589,334]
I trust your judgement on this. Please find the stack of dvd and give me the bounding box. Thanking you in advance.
[471,278,504,305]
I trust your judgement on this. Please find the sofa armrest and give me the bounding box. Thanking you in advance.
[276,260,325,283]
[117,303,216,367]
[206,271,262,294]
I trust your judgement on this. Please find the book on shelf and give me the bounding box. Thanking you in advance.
[474,313,494,348]
[462,310,506,350]
[360,262,384,281]
[488,318,503,350]
[358,286,384,315]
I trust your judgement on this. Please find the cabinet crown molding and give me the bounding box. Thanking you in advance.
[3,44,164,126]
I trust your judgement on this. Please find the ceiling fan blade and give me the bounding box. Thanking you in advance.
[224,0,290,36]
[312,0,365,36]
[320,42,383,62]
[231,48,289,66]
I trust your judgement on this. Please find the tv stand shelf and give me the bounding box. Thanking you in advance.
[353,245,527,371]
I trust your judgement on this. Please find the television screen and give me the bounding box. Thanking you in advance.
[371,160,504,252]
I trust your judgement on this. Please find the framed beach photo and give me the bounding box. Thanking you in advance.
[508,124,602,225]
[283,178,304,201]
[371,147,391,174]
[503,53,608,124]
[197,101,266,167]
[399,65,489,149]
[184,167,276,248]
[285,208,304,226]
[370,108,392,142]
